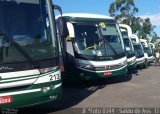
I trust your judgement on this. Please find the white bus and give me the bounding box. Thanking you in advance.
[130,35,146,68]
[119,24,136,72]
[57,13,128,80]
[140,39,154,64]
[150,42,156,58]
[0,0,62,108]
[150,43,155,49]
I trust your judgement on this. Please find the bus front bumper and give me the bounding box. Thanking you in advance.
[128,61,137,70]
[76,65,128,80]
[137,60,145,68]
[0,81,62,109]
[148,56,155,63]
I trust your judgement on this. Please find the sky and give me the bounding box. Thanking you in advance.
[53,0,160,37]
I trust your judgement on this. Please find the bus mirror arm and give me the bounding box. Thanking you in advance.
[53,5,62,16]
[52,5,63,37]
[52,5,69,38]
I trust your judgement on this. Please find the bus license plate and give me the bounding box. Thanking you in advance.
[104,71,112,76]
[0,96,12,105]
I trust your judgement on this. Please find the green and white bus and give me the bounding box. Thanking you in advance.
[150,43,155,50]
[57,13,128,80]
[119,24,136,71]
[130,35,145,68]
[150,42,155,60]
[0,0,62,108]
[140,39,154,64]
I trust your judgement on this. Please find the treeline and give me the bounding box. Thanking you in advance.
[108,0,159,43]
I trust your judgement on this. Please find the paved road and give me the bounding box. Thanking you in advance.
[20,63,160,114]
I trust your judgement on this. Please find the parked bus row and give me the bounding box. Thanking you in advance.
[56,13,155,81]
[0,0,155,109]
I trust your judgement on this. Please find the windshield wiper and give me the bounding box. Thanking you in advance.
[136,50,142,57]
[100,35,118,56]
[97,26,118,56]
[104,38,118,56]
[0,30,39,68]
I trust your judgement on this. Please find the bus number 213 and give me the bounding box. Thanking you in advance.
[49,74,60,81]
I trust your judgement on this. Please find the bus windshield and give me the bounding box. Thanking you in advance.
[133,44,144,58]
[0,0,58,64]
[121,32,135,58]
[73,22,125,59]
[146,46,153,57]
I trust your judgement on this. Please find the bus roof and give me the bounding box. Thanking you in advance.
[119,24,132,38]
[150,43,155,49]
[58,13,115,22]
[120,28,127,32]
[130,34,140,43]
[140,39,148,47]
[62,13,113,19]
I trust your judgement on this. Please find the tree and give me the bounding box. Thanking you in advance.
[108,0,138,23]
[130,17,143,34]
[138,18,155,39]
[151,32,158,43]
[108,0,157,39]
[108,0,139,33]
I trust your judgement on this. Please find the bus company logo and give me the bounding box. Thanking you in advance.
[105,65,110,70]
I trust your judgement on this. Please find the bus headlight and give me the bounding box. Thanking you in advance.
[130,58,136,64]
[41,87,50,93]
[120,60,127,66]
[84,64,94,69]
[133,58,136,63]
[78,63,94,70]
